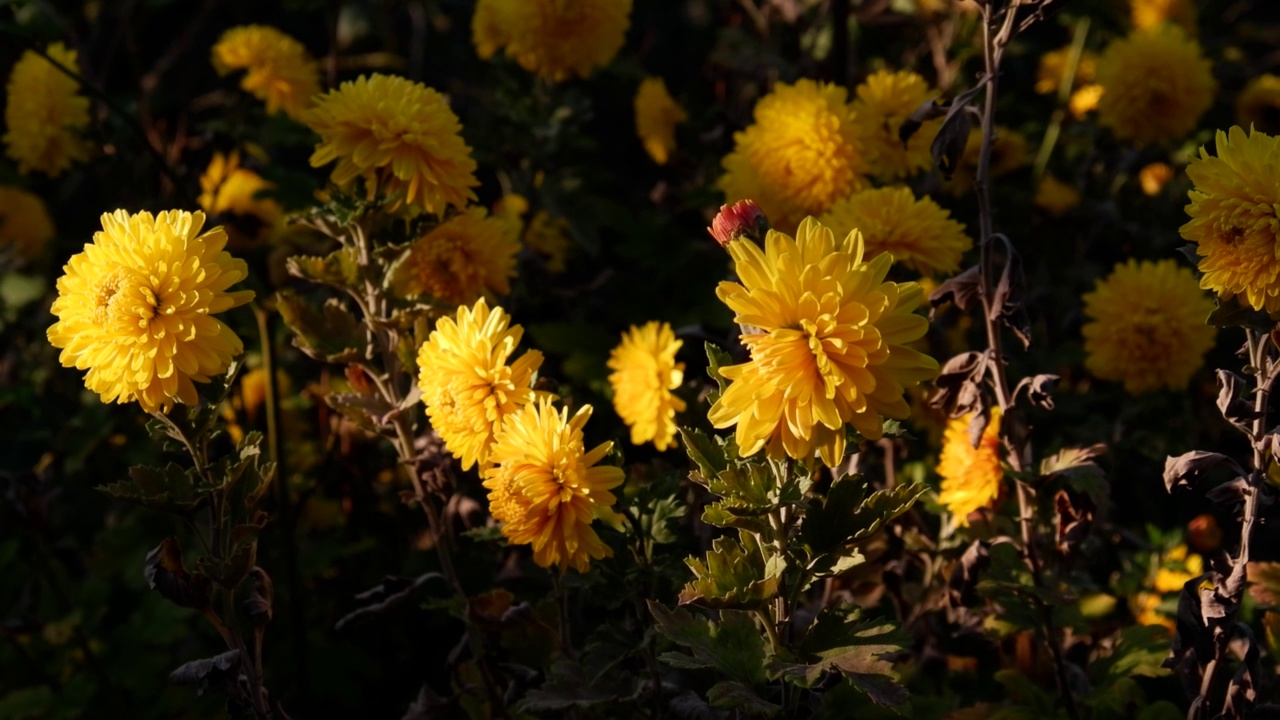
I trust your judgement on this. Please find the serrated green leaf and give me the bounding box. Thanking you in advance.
[701,503,770,533]
[706,681,780,716]
[1090,625,1173,682]
[98,463,205,514]
[679,532,783,610]
[802,476,928,557]
[846,482,926,544]
[286,245,362,292]
[277,290,364,364]
[772,605,908,708]
[704,342,733,396]
[648,601,768,685]
[679,427,729,483]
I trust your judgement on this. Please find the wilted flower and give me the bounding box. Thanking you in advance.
[1096,26,1215,146]
[819,186,970,277]
[306,74,479,214]
[1033,176,1081,217]
[1181,127,1280,313]
[212,25,321,121]
[719,80,868,232]
[1139,162,1175,196]
[483,397,625,572]
[607,322,686,451]
[198,151,285,247]
[47,210,254,414]
[708,200,769,248]
[0,185,55,261]
[476,0,633,82]
[1081,259,1215,393]
[416,299,543,470]
[391,207,519,305]
[3,43,92,177]
[851,69,941,181]
[634,77,687,165]
[708,217,938,467]
[1236,74,1280,134]
[936,408,1003,526]
[1131,0,1197,33]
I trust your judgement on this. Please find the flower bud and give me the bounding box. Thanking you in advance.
[708,200,768,247]
[1187,513,1222,553]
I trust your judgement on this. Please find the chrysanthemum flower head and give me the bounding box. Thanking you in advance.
[1181,127,1280,313]
[720,80,868,233]
[607,322,686,451]
[475,0,631,81]
[1131,0,1197,33]
[818,186,971,277]
[635,77,687,165]
[198,151,285,248]
[472,0,518,60]
[708,217,939,467]
[416,299,543,470]
[851,69,941,181]
[483,397,624,572]
[0,185,55,261]
[306,74,479,214]
[936,407,1003,526]
[391,207,519,305]
[47,210,255,414]
[708,200,769,248]
[1096,26,1215,146]
[212,25,321,121]
[1140,162,1175,196]
[1033,176,1082,217]
[3,43,92,177]
[1081,259,1215,393]
[1236,74,1280,135]
[944,126,1028,196]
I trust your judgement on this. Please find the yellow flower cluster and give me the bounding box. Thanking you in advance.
[212,25,321,121]
[819,186,971,277]
[1081,259,1215,394]
[472,0,633,82]
[851,69,941,181]
[1130,0,1197,33]
[0,185,55,261]
[608,322,686,451]
[306,74,479,214]
[719,80,867,232]
[3,43,92,177]
[1035,46,1102,118]
[1131,544,1202,629]
[634,77,687,166]
[391,207,519,305]
[1096,26,1215,146]
[197,151,285,247]
[708,218,937,467]
[47,210,255,414]
[936,408,1003,526]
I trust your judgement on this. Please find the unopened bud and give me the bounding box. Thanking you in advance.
[708,200,769,247]
[1187,513,1222,553]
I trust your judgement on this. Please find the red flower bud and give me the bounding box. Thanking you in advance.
[1187,513,1222,553]
[708,200,768,247]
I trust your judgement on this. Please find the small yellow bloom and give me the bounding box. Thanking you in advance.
[47,210,255,414]
[1131,0,1197,34]
[391,207,519,305]
[1081,259,1215,394]
[483,397,625,572]
[306,74,479,214]
[0,185,55,261]
[944,126,1029,196]
[1068,84,1104,119]
[851,69,941,181]
[1236,74,1280,134]
[416,299,543,470]
[1131,544,1202,628]
[198,151,285,247]
[1033,176,1081,217]
[634,77,687,165]
[1138,162,1175,196]
[1096,26,1214,146]
[3,43,92,177]
[1035,46,1097,96]
[212,25,321,121]
[818,186,971,277]
[936,408,1003,526]
[524,210,571,273]
[719,79,868,232]
[472,0,518,60]
[607,322,686,451]
[477,0,633,82]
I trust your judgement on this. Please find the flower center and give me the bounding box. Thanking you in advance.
[91,269,157,326]
[91,270,126,325]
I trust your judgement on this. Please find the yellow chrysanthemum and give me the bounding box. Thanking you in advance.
[607,322,686,451]
[211,25,321,121]
[0,185,55,261]
[416,299,543,470]
[524,210,571,273]
[1068,83,1104,118]
[1236,74,1280,135]
[1096,26,1215,146]
[1132,544,1202,628]
[1081,259,1215,394]
[1033,176,1081,217]
[635,77,687,165]
[1131,0,1197,33]
[936,407,1003,526]
[483,397,624,572]
[47,210,255,414]
[1035,46,1097,95]
[489,0,633,82]
[1181,127,1280,312]
[818,186,971,277]
[3,43,91,177]
[197,151,285,247]
[391,207,519,305]
[944,126,1028,196]
[1139,162,1175,196]
[851,69,941,181]
[719,79,868,233]
[306,74,479,214]
[707,218,938,467]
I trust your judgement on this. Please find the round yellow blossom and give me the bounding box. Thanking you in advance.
[936,407,1003,526]
[483,397,624,572]
[851,69,941,181]
[212,25,321,121]
[472,0,517,60]
[944,126,1028,196]
[416,299,543,470]
[1139,162,1175,196]
[491,0,633,82]
[1068,84,1104,118]
[607,322,686,451]
[1033,176,1081,217]
[635,77,687,166]
[1096,26,1215,146]
[306,74,479,214]
[1236,74,1280,134]
[391,207,519,305]
[524,210,571,273]
[1131,0,1197,33]
[1132,544,1202,628]
[818,186,971,277]
[198,151,285,247]
[1035,46,1097,95]
[720,80,868,232]
[707,217,938,467]
[1081,259,1215,394]
[3,43,92,177]
[0,185,55,261]
[47,210,255,414]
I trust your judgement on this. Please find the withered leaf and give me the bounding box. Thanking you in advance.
[168,649,241,695]
[1216,369,1260,435]
[898,97,946,147]
[1162,451,1244,493]
[929,266,982,316]
[1054,489,1094,555]
[989,235,1032,350]
[335,572,443,631]
[931,99,975,179]
[144,537,212,611]
[1012,374,1059,411]
[929,351,989,419]
[244,567,274,628]
[1205,477,1250,506]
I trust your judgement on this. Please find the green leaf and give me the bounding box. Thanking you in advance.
[679,532,784,610]
[701,503,770,533]
[648,601,768,686]
[802,476,925,555]
[1090,625,1173,682]
[517,659,618,711]
[286,245,362,292]
[772,605,909,709]
[704,342,733,396]
[276,290,364,364]
[994,670,1055,712]
[679,427,730,483]
[98,463,205,514]
[325,391,394,432]
[1205,296,1276,331]
[706,681,780,717]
